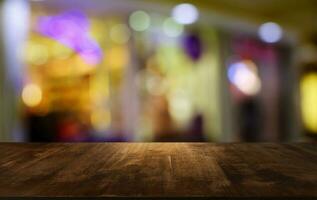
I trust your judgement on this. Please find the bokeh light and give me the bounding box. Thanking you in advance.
[301,73,317,133]
[228,60,261,96]
[22,83,42,107]
[110,24,131,44]
[163,18,184,37]
[258,22,283,43]
[169,90,193,125]
[1,0,309,143]
[37,10,103,65]
[129,11,151,32]
[24,42,49,65]
[172,3,199,25]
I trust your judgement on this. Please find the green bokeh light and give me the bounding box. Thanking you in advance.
[129,11,151,32]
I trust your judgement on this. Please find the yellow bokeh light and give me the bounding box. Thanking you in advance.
[110,24,131,44]
[301,73,317,133]
[24,42,49,65]
[22,83,42,107]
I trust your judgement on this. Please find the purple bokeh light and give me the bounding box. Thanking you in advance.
[182,33,202,61]
[37,10,103,65]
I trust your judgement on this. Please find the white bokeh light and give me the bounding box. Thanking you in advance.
[258,22,283,43]
[228,60,261,96]
[172,3,199,25]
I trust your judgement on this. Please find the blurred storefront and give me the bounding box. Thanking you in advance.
[0,0,315,142]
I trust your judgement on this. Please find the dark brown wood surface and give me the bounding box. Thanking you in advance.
[0,143,316,199]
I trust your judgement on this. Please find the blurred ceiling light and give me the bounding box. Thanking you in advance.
[129,11,151,32]
[110,24,131,44]
[301,74,317,133]
[258,22,283,43]
[228,60,261,96]
[172,3,199,25]
[163,18,184,37]
[22,83,42,107]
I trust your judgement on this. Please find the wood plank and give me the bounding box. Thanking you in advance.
[0,143,316,199]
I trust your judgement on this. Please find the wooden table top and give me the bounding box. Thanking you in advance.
[0,143,316,199]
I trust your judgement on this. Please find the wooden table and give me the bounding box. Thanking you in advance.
[0,143,316,199]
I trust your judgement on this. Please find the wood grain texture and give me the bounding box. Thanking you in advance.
[0,143,316,199]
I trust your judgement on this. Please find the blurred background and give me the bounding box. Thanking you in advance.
[0,0,316,142]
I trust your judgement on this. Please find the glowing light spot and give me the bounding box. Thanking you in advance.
[22,84,42,107]
[228,60,261,96]
[129,11,150,32]
[169,90,193,124]
[301,73,317,133]
[110,24,131,44]
[163,18,184,37]
[172,3,199,25]
[258,22,282,43]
